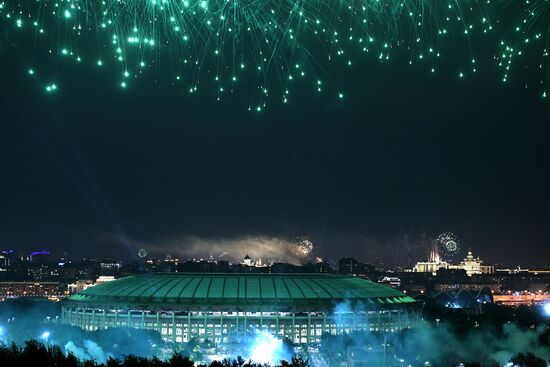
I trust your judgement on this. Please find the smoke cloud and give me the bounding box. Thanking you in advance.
[399,321,550,366]
[64,340,110,364]
[99,230,473,268]
[0,299,164,361]
[323,300,550,366]
[100,233,308,265]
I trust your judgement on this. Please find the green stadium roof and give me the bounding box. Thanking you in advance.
[65,273,416,312]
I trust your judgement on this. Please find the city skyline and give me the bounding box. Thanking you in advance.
[1,244,547,270]
[2,3,550,267]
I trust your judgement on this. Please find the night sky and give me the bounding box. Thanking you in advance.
[1,26,549,267]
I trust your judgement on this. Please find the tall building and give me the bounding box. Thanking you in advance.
[0,253,7,272]
[413,260,449,274]
[448,251,483,276]
[412,242,449,274]
[413,249,492,277]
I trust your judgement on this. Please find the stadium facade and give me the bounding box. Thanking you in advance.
[62,273,420,344]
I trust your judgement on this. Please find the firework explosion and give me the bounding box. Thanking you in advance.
[0,0,548,108]
[297,238,313,256]
[289,237,314,259]
[435,232,461,259]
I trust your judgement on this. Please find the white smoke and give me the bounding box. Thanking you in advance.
[64,340,110,364]
[101,233,307,265]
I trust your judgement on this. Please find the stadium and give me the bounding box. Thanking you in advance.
[62,273,420,345]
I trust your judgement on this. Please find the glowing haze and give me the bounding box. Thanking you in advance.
[103,233,315,264]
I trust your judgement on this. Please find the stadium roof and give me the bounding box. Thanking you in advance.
[66,273,416,312]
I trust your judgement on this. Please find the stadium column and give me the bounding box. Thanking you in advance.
[307,313,311,343]
[172,312,176,342]
[128,310,131,327]
[114,309,118,327]
[322,312,326,335]
[244,312,248,343]
[156,313,160,334]
[204,313,208,340]
[187,312,191,342]
[91,309,95,330]
[102,309,106,328]
[220,313,223,343]
[236,313,240,342]
[292,313,296,343]
[141,311,145,328]
[260,312,263,331]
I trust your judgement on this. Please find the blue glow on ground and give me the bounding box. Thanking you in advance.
[249,331,287,364]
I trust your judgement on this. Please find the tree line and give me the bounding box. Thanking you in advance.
[0,340,309,367]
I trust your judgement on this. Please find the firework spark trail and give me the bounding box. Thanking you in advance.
[494,0,550,98]
[0,0,547,108]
